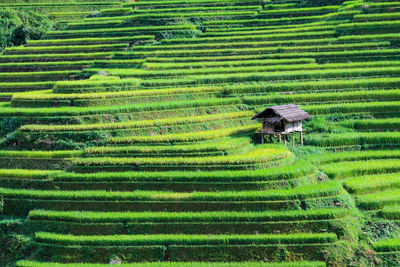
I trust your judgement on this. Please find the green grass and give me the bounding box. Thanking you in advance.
[374,238,400,252]
[28,208,348,223]
[16,261,327,267]
[304,101,400,115]
[54,160,315,182]
[45,25,197,38]
[108,124,258,144]
[202,14,341,28]
[20,112,252,132]
[336,21,400,35]
[140,37,337,51]
[259,6,339,17]
[15,77,400,105]
[84,136,251,156]
[124,0,263,8]
[27,36,154,46]
[53,78,140,93]
[357,189,400,210]
[0,70,80,81]
[0,98,241,117]
[131,42,389,58]
[381,204,400,220]
[0,181,342,201]
[244,89,400,106]
[144,58,315,69]
[0,81,55,92]
[0,52,114,63]
[129,5,261,14]
[0,169,62,180]
[3,43,129,54]
[139,67,400,88]
[87,61,400,79]
[340,118,400,131]
[35,232,338,246]
[305,132,400,147]
[336,33,400,43]
[167,26,337,43]
[311,150,400,164]
[71,145,291,167]
[77,11,258,22]
[134,37,338,51]
[354,13,400,22]
[0,61,93,72]
[322,160,400,179]
[143,48,400,63]
[344,172,400,194]
[0,150,82,158]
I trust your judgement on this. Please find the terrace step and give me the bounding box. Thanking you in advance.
[26,208,351,236]
[0,70,81,83]
[30,232,337,262]
[0,159,315,191]
[68,145,291,172]
[2,43,130,55]
[0,181,350,216]
[26,36,155,47]
[16,261,327,267]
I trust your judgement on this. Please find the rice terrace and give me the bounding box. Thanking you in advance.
[1,0,400,266]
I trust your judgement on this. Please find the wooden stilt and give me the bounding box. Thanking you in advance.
[284,135,287,146]
[278,135,282,143]
[300,131,303,146]
[292,132,295,147]
[260,133,264,144]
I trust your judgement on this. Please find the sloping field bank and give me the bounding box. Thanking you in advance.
[1,0,400,266]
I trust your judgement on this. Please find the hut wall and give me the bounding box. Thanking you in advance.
[294,121,302,131]
[284,121,302,133]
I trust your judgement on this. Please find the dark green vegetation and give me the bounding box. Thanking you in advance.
[0,8,54,52]
[0,0,400,266]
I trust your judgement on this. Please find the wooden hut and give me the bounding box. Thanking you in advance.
[251,104,311,146]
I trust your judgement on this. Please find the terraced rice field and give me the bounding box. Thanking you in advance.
[1,0,400,266]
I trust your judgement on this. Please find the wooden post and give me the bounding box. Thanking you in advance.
[284,135,287,146]
[292,122,295,148]
[260,133,264,144]
[278,135,281,143]
[300,131,303,146]
[292,131,295,147]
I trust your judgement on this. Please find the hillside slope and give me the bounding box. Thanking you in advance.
[1,0,400,266]
[0,0,134,52]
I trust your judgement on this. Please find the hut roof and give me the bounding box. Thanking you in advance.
[251,104,311,122]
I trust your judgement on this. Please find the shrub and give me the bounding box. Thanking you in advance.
[0,8,54,52]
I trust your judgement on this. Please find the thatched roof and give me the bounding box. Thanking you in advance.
[251,104,311,123]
